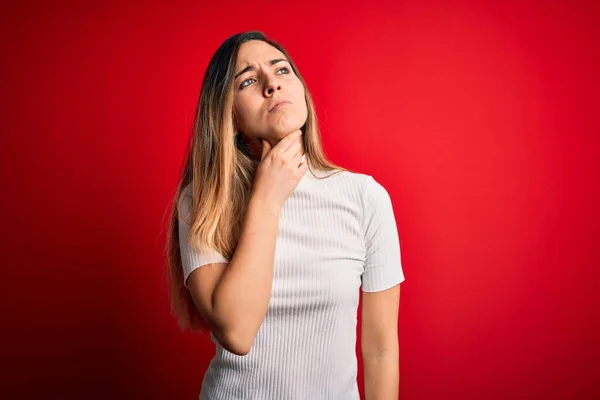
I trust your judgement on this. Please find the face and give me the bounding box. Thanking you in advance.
[233,40,307,147]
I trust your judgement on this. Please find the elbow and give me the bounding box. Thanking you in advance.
[203,304,254,356]
[216,327,253,356]
[226,343,251,357]
[207,298,259,356]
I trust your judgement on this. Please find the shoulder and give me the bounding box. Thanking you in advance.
[330,169,389,203]
[336,171,393,223]
[316,168,373,191]
[363,174,391,203]
[318,169,393,219]
[177,181,195,222]
[181,180,194,198]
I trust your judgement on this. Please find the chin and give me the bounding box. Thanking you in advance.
[271,117,307,137]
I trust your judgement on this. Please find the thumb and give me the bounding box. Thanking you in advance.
[260,139,271,161]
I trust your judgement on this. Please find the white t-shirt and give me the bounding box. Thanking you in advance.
[178,161,405,399]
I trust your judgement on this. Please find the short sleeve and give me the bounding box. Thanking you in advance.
[361,176,405,292]
[177,185,229,288]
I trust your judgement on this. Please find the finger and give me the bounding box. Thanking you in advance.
[298,155,308,172]
[282,137,302,156]
[273,130,303,153]
[291,151,305,168]
[280,137,303,160]
[261,139,271,161]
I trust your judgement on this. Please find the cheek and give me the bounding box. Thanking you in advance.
[293,81,306,104]
[234,98,249,120]
[236,96,259,117]
[234,96,261,131]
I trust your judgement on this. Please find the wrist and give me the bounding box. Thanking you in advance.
[248,194,281,217]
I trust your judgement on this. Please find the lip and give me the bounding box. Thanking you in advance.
[269,100,291,112]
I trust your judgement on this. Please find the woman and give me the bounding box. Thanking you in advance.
[165,31,405,399]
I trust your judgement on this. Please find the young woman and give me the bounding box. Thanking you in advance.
[165,30,405,399]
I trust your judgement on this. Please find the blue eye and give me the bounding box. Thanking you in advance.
[240,67,290,89]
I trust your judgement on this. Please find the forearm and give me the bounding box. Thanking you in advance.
[211,195,280,349]
[362,352,399,400]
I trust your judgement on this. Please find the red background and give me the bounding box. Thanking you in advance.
[2,0,599,398]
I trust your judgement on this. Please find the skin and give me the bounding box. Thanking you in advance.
[362,284,401,399]
[233,40,306,159]
[233,39,401,398]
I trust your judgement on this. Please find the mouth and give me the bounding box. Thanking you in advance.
[269,101,291,112]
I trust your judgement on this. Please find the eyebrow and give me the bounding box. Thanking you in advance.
[234,58,289,80]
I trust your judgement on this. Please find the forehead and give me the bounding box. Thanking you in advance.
[235,40,286,67]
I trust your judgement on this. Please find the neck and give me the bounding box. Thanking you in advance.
[243,133,305,162]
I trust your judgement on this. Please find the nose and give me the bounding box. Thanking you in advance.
[263,76,281,97]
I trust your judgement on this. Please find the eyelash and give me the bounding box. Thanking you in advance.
[240,67,290,89]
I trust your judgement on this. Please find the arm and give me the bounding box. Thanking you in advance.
[361,283,401,400]
[185,130,305,356]
[186,196,280,356]
[359,175,405,398]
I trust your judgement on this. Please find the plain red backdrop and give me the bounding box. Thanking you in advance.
[1,0,599,398]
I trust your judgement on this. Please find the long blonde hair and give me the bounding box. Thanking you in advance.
[164,31,350,332]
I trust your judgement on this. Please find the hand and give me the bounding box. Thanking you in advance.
[250,130,307,211]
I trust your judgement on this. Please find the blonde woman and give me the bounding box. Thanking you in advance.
[165,31,405,399]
